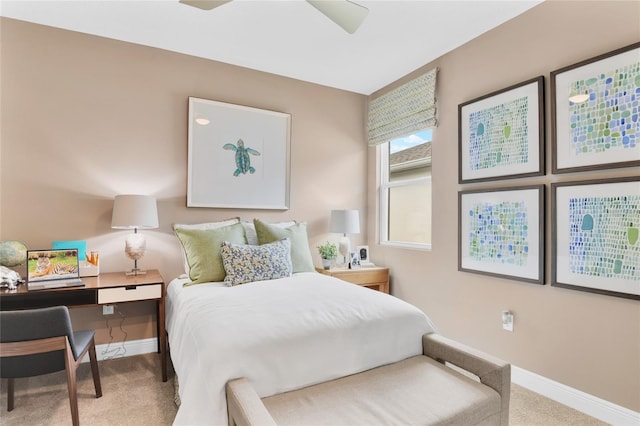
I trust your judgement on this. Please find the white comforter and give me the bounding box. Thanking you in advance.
[166,272,436,425]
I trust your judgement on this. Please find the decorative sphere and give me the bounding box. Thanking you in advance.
[0,240,28,267]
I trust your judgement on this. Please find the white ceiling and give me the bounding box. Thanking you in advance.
[0,0,542,95]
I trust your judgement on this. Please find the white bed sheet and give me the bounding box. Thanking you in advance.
[166,272,436,425]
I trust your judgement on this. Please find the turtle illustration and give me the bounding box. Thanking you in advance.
[223,139,261,176]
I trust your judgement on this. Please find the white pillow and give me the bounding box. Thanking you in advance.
[174,218,241,275]
[242,220,295,245]
[174,218,240,231]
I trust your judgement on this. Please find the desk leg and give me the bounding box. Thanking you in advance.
[157,299,168,382]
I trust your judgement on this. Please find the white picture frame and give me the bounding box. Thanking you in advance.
[356,245,370,264]
[187,97,291,209]
[350,252,361,269]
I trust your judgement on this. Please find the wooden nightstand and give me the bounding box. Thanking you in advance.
[315,266,389,294]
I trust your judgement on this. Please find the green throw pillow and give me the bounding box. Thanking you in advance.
[253,219,314,273]
[174,222,246,285]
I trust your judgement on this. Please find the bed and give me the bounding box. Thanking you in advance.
[166,273,436,425]
[166,218,436,425]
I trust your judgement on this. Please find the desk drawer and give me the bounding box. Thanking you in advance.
[98,284,162,304]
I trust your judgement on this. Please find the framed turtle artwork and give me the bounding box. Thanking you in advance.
[187,97,291,209]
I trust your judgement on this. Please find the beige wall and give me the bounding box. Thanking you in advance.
[368,1,640,412]
[0,18,367,343]
[2,1,639,413]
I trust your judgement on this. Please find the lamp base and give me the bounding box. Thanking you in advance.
[338,234,351,267]
[125,268,147,276]
[124,233,147,276]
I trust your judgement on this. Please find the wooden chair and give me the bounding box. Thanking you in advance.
[0,306,102,426]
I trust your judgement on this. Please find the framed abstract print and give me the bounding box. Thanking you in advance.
[187,97,291,209]
[551,42,640,173]
[551,177,640,300]
[459,185,544,284]
[458,76,544,183]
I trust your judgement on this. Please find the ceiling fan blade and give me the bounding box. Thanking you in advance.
[306,0,369,34]
[179,0,232,11]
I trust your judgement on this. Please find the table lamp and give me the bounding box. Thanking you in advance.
[330,209,360,266]
[111,194,159,276]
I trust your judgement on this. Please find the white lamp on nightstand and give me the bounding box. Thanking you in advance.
[111,194,159,276]
[330,209,360,266]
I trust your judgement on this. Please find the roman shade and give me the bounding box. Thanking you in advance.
[367,68,437,146]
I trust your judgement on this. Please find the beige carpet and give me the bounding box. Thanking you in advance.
[0,353,607,425]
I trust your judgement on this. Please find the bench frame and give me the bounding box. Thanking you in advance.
[227,333,511,426]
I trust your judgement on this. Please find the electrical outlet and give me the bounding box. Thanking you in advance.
[502,311,514,332]
[102,305,114,315]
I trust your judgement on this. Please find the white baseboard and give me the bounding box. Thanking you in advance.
[81,337,158,363]
[512,365,640,425]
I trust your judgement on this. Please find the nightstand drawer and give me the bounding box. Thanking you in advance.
[98,284,162,304]
[316,267,390,294]
[337,269,388,285]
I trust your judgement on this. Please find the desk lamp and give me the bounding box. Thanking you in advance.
[111,194,159,276]
[330,209,360,266]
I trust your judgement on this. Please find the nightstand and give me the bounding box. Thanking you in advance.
[315,266,389,294]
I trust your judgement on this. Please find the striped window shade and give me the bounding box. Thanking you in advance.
[367,68,437,146]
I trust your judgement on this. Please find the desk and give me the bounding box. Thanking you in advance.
[0,270,167,382]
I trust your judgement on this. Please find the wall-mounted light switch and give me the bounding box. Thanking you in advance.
[502,311,514,332]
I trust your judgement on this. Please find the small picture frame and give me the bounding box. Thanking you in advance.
[356,245,370,264]
[349,252,361,269]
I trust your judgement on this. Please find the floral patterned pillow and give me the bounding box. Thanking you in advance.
[220,238,293,286]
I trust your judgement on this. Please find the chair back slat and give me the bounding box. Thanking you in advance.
[0,336,68,357]
[0,306,75,378]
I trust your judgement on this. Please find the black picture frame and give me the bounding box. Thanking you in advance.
[458,185,545,284]
[551,42,640,173]
[551,176,640,300]
[458,76,545,183]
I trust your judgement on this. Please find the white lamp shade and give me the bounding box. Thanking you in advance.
[330,209,360,235]
[111,195,159,229]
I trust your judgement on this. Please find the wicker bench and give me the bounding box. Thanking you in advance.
[227,333,510,425]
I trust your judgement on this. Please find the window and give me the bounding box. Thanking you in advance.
[379,130,432,249]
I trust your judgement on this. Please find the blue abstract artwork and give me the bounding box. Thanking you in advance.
[568,195,640,280]
[468,200,530,266]
[468,96,530,171]
[568,61,640,156]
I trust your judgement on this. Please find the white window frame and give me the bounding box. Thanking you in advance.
[379,143,432,251]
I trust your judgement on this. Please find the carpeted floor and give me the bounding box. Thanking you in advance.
[0,353,607,425]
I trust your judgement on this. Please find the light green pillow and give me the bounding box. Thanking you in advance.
[254,219,314,273]
[174,222,246,285]
[173,217,240,275]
